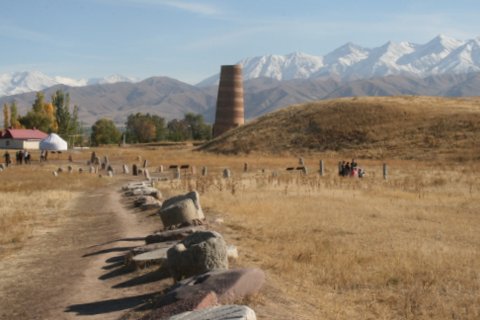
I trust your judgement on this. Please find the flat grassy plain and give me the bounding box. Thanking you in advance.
[2,145,478,319]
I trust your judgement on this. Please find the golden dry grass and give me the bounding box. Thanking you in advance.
[148,152,480,319]
[0,163,109,254]
[1,101,480,319]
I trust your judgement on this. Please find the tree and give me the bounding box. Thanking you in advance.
[166,113,212,141]
[10,101,21,129]
[167,119,189,141]
[52,90,71,135]
[3,104,9,130]
[125,113,166,143]
[51,90,81,141]
[183,113,212,140]
[19,92,58,133]
[90,118,121,146]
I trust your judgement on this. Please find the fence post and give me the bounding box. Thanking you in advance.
[319,160,324,176]
[383,163,388,180]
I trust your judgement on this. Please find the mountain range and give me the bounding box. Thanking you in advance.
[198,35,480,86]
[1,35,479,127]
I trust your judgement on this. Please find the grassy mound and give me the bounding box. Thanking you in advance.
[200,96,480,160]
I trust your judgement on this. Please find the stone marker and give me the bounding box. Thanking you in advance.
[147,268,265,318]
[227,244,239,261]
[142,291,218,320]
[127,187,161,198]
[159,165,164,173]
[167,231,228,281]
[123,164,129,174]
[319,160,324,176]
[52,171,58,177]
[144,169,151,181]
[132,164,138,176]
[127,241,177,269]
[168,305,257,320]
[143,159,148,168]
[160,191,204,228]
[201,166,208,176]
[122,181,152,191]
[299,157,305,166]
[160,199,202,229]
[243,163,248,172]
[89,166,95,174]
[0,164,5,170]
[173,167,181,180]
[107,170,114,177]
[145,225,208,244]
[223,168,231,178]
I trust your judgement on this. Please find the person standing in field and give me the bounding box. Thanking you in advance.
[3,151,11,167]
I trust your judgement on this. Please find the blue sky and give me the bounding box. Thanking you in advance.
[1,0,479,84]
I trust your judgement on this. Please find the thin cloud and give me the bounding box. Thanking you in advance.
[97,0,221,15]
[0,23,52,44]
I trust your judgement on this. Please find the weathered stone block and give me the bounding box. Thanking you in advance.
[167,231,228,281]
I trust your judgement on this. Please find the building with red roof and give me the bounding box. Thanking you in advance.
[0,129,48,150]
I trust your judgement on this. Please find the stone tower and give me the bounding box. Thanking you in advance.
[213,64,244,138]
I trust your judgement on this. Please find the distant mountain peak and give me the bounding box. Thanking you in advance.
[0,71,136,97]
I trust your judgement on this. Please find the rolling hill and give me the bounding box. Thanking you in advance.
[199,96,480,161]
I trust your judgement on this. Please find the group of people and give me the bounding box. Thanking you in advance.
[3,150,32,166]
[339,159,365,178]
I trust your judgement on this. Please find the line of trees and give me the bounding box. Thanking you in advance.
[90,112,212,146]
[2,90,212,147]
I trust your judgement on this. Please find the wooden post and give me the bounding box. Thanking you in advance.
[132,164,138,176]
[159,165,164,173]
[143,159,148,168]
[319,160,324,176]
[202,166,208,176]
[383,163,388,180]
[122,164,129,174]
[243,163,248,172]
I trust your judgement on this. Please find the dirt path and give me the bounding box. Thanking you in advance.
[0,180,171,320]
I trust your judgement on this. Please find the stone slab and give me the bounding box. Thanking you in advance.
[173,268,265,304]
[145,226,207,244]
[140,291,218,320]
[168,305,257,320]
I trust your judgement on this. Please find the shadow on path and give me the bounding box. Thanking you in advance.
[83,246,137,257]
[113,265,171,289]
[87,237,146,249]
[65,292,158,316]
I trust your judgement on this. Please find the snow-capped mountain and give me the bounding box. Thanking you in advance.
[198,35,480,86]
[0,71,136,97]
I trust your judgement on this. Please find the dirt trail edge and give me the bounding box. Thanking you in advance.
[0,180,169,320]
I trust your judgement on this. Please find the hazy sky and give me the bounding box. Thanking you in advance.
[1,0,479,83]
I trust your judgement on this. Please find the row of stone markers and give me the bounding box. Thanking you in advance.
[122,181,263,320]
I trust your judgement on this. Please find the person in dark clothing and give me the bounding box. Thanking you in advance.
[3,151,11,167]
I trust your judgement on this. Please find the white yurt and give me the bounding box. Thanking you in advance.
[39,133,68,151]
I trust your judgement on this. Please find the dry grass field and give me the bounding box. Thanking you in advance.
[1,96,480,319]
[0,162,109,256]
